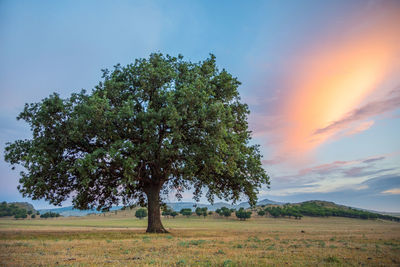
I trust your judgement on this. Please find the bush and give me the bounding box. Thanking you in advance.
[135,208,147,219]
[180,208,192,217]
[257,210,265,216]
[216,207,232,217]
[195,207,208,217]
[40,212,60,218]
[235,208,252,220]
[31,214,36,219]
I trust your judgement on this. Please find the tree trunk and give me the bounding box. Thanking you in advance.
[145,184,168,233]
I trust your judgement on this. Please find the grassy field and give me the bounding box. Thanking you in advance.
[1,214,400,266]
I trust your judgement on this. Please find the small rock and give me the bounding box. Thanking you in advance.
[301,230,305,233]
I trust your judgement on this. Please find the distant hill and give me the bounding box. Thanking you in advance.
[38,206,121,217]
[258,200,400,222]
[8,202,36,212]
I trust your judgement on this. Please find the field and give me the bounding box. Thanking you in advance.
[1,213,400,266]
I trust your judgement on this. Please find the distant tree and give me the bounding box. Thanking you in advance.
[4,53,270,233]
[135,208,147,219]
[218,207,232,217]
[162,210,171,217]
[14,209,27,219]
[257,210,265,216]
[195,207,203,217]
[180,208,192,217]
[235,208,252,221]
[170,211,178,218]
[31,214,36,219]
[195,207,208,218]
[40,211,60,218]
[27,210,32,215]
[36,211,40,215]
[208,211,213,216]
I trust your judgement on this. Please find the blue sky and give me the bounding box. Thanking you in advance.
[1,0,399,211]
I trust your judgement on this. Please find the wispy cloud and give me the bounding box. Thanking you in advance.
[266,154,398,196]
[381,188,400,195]
[314,87,400,136]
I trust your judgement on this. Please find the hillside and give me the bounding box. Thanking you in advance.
[8,202,36,212]
[257,200,400,222]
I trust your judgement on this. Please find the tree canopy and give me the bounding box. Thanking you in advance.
[4,53,270,232]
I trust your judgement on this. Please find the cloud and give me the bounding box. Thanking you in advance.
[363,156,386,164]
[267,154,399,198]
[314,87,400,136]
[381,188,400,195]
[343,121,375,137]
[252,2,400,163]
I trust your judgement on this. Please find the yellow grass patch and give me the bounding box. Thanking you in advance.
[0,216,399,266]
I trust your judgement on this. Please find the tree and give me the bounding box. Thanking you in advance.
[31,214,36,218]
[195,207,208,217]
[180,208,192,217]
[235,207,251,220]
[135,208,147,219]
[218,207,232,217]
[4,53,269,233]
[170,211,178,218]
[257,210,265,216]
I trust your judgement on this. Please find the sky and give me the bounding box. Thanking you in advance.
[0,0,399,211]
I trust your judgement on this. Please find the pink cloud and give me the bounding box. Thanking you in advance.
[314,87,400,136]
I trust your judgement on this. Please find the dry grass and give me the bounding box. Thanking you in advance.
[0,216,399,266]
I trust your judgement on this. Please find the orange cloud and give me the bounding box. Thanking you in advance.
[381,188,400,195]
[272,3,400,163]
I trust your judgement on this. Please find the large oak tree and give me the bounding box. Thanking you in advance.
[4,53,269,232]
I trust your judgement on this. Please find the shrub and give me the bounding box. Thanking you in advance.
[257,210,265,216]
[135,208,147,219]
[235,208,251,220]
[180,208,192,217]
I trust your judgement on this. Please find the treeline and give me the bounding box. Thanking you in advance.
[0,201,39,219]
[40,211,61,218]
[260,202,400,221]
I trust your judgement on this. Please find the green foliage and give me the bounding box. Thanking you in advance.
[216,206,232,217]
[4,53,269,212]
[257,210,265,216]
[135,208,147,219]
[31,214,36,218]
[162,206,173,217]
[180,208,192,217]
[170,211,178,218]
[263,202,399,221]
[0,202,29,218]
[195,207,208,217]
[40,212,60,218]
[235,208,251,220]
